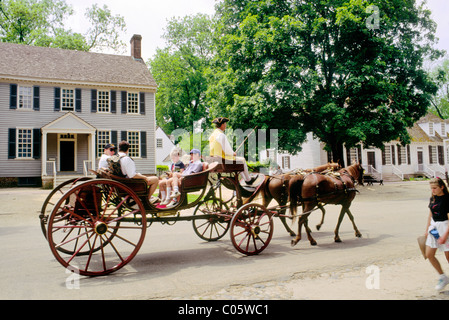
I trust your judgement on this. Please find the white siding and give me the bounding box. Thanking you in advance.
[0,82,156,178]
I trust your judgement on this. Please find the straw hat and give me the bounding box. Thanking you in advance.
[417,235,427,260]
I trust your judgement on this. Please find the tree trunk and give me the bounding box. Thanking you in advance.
[330,142,345,167]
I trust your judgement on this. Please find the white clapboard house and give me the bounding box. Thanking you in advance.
[0,35,157,187]
[261,113,449,182]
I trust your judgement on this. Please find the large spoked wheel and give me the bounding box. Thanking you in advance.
[40,177,93,240]
[46,179,147,277]
[230,203,274,256]
[193,199,230,242]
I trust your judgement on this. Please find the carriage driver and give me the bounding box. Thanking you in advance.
[209,117,257,185]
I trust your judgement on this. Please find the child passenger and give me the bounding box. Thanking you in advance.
[158,148,185,205]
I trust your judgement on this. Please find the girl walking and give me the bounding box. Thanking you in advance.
[425,178,449,290]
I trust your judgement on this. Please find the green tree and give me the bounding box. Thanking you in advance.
[429,58,449,119]
[211,0,444,164]
[0,0,126,52]
[149,14,215,134]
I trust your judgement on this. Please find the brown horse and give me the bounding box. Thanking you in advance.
[289,162,364,246]
[259,162,341,237]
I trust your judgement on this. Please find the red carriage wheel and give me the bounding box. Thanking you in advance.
[46,179,147,276]
[40,177,93,241]
[192,199,230,242]
[230,203,274,256]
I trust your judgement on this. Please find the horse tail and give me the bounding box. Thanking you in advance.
[289,177,304,224]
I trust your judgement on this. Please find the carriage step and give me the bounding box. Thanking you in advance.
[156,211,178,218]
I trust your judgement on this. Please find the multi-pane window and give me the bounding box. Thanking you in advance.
[128,131,140,158]
[156,138,163,148]
[398,146,407,165]
[17,129,33,158]
[429,146,437,164]
[383,145,392,165]
[61,89,75,111]
[282,156,291,170]
[127,92,139,114]
[18,86,33,110]
[97,131,111,157]
[98,91,110,113]
[429,122,434,136]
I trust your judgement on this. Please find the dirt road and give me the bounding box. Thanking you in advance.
[1,181,448,300]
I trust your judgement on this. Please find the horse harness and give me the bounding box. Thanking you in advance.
[300,170,359,203]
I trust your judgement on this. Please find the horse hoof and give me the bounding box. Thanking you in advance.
[356,232,362,238]
[291,240,298,247]
[310,241,317,246]
[316,225,321,231]
[334,237,342,243]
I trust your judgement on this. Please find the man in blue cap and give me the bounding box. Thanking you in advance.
[165,148,204,208]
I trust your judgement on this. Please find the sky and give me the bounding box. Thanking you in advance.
[65,0,217,61]
[65,0,449,64]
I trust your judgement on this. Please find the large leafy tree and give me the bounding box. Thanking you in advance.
[0,0,126,52]
[210,0,444,164]
[149,14,215,134]
[429,58,449,119]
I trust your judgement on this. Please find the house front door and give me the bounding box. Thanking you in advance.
[367,151,376,170]
[418,151,424,172]
[60,140,75,172]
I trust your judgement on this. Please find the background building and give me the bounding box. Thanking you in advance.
[0,35,157,187]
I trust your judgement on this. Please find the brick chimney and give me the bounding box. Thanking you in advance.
[130,34,142,61]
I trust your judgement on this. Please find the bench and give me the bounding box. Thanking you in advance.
[364,175,383,186]
[205,157,245,173]
[93,162,219,208]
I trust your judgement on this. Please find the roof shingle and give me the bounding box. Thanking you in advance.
[0,42,157,89]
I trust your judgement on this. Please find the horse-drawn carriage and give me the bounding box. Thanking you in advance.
[40,158,364,277]
[40,159,295,276]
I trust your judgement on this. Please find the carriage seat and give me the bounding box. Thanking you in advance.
[96,168,150,198]
[180,162,217,193]
[205,156,245,173]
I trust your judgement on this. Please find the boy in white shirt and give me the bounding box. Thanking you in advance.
[118,141,159,204]
[98,144,116,169]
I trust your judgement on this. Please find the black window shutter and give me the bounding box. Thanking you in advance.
[91,89,97,113]
[121,131,127,142]
[75,89,82,112]
[140,92,145,115]
[111,131,118,146]
[8,128,16,159]
[141,131,147,158]
[429,145,433,164]
[438,145,444,165]
[121,91,127,114]
[33,86,40,111]
[391,145,396,165]
[95,131,99,158]
[111,91,117,113]
[407,145,411,165]
[10,84,17,109]
[33,129,41,159]
[54,88,61,111]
